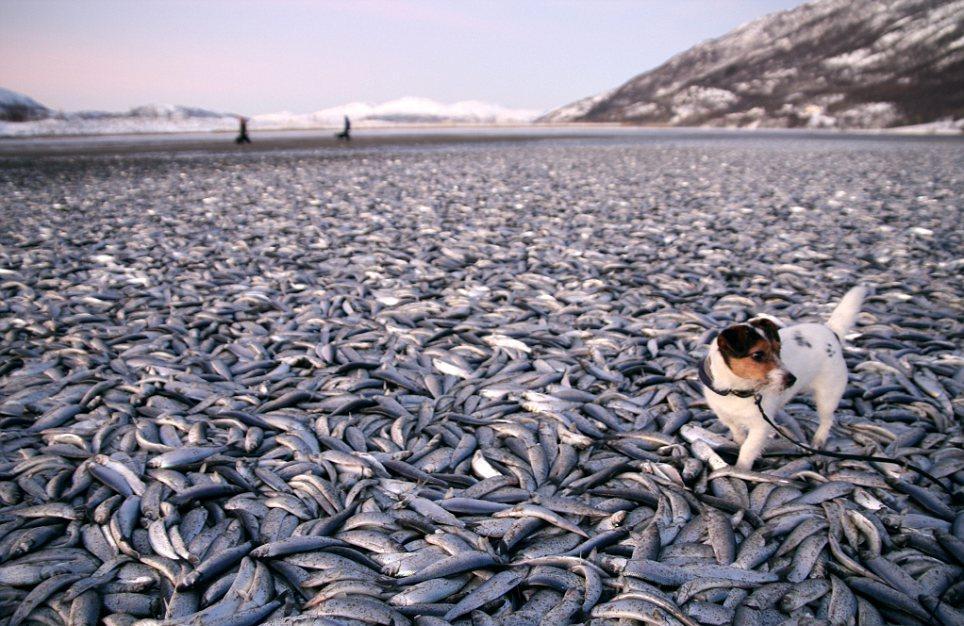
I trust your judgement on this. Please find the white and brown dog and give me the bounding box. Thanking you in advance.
[700,286,866,469]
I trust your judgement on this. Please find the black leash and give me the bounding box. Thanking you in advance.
[751,394,950,493]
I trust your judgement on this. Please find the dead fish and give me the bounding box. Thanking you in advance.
[0,136,960,625]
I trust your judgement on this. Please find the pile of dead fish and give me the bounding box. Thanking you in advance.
[0,139,961,626]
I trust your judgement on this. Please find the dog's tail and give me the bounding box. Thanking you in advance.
[827,285,866,341]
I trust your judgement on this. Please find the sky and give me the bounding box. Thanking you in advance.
[1,0,805,115]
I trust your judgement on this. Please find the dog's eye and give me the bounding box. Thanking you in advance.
[751,352,765,362]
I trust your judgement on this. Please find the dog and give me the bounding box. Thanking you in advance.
[700,286,866,469]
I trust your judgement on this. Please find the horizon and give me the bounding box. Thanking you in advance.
[1,0,804,115]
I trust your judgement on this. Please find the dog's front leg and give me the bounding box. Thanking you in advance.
[735,422,771,470]
[715,413,746,445]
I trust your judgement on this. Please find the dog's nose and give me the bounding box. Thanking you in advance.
[784,372,797,388]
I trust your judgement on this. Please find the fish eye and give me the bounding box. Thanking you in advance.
[751,351,765,362]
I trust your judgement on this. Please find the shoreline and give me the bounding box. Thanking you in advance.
[1,125,961,160]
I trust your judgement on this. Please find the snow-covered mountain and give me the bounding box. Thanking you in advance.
[540,0,964,129]
[0,93,542,137]
[0,94,238,136]
[255,97,541,128]
[126,104,227,120]
[0,88,50,122]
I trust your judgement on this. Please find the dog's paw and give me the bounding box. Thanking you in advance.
[810,428,829,449]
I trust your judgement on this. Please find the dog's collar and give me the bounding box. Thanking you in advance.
[699,358,757,398]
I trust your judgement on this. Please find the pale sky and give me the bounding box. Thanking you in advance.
[1,0,804,115]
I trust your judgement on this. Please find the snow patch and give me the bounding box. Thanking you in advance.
[823,48,878,70]
[803,105,836,128]
[621,102,659,118]
[669,87,739,124]
[837,102,899,128]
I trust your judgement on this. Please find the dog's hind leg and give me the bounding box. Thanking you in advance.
[811,375,846,448]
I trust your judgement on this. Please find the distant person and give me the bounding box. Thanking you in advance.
[235,116,252,144]
[336,115,351,141]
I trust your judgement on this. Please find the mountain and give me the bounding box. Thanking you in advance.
[0,87,50,122]
[254,97,541,128]
[0,93,542,137]
[539,0,964,129]
[126,104,227,119]
[0,101,237,136]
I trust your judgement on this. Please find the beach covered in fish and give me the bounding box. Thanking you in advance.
[0,135,961,626]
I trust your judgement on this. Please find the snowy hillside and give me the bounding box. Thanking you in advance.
[537,90,615,124]
[0,88,50,122]
[540,0,964,129]
[0,94,542,137]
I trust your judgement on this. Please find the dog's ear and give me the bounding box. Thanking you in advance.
[717,325,755,358]
[750,318,781,347]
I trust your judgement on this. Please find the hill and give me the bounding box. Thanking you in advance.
[539,0,964,129]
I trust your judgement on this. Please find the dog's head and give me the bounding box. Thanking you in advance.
[716,318,795,390]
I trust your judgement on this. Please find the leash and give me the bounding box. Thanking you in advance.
[751,394,950,493]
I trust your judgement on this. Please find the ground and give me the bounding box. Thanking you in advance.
[0,134,961,624]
